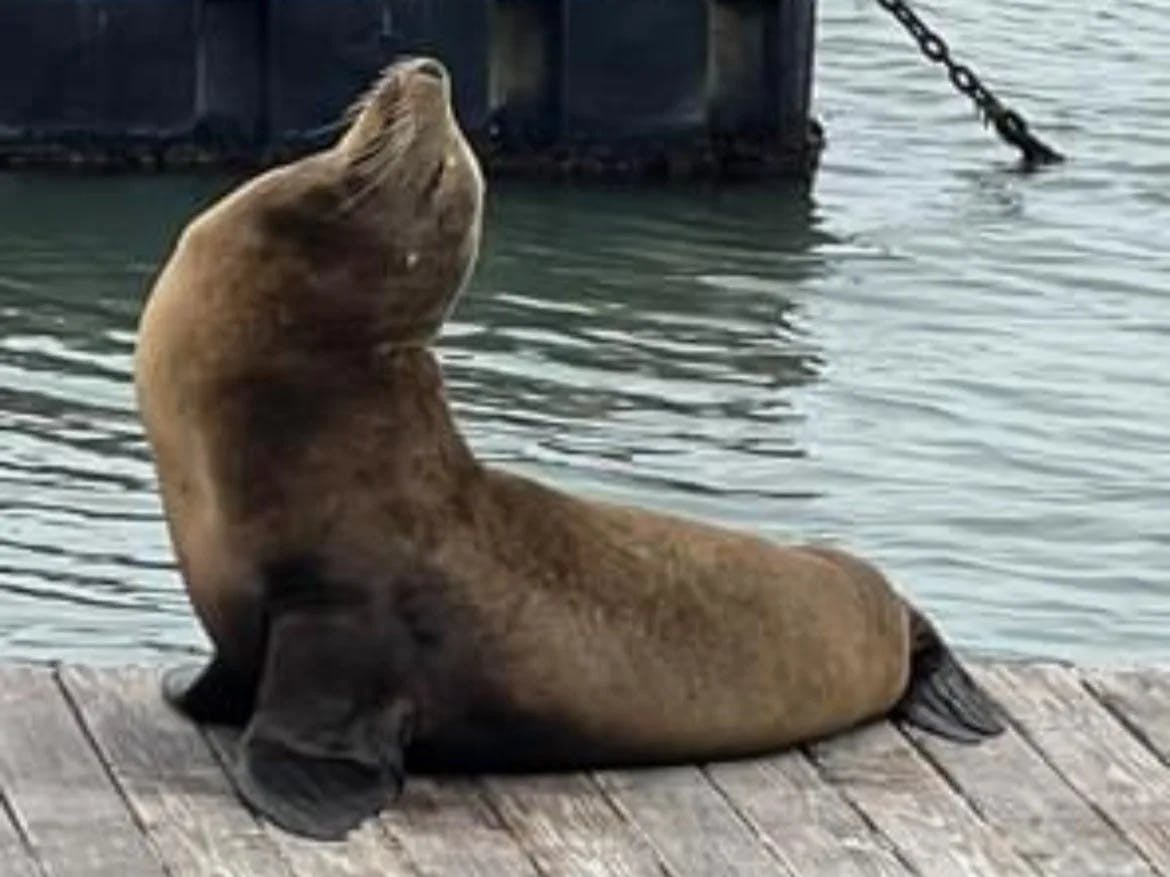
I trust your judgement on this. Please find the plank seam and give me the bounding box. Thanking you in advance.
[0,786,46,877]
[1081,675,1169,771]
[471,776,555,877]
[361,822,423,877]
[52,665,176,877]
[991,671,1165,877]
[895,723,1050,877]
[364,809,427,877]
[584,772,680,877]
[1078,675,1170,877]
[895,723,996,825]
[697,764,800,877]
[477,778,675,877]
[798,745,924,877]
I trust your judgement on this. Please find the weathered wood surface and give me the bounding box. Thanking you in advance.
[980,664,1170,875]
[0,665,166,877]
[380,777,540,877]
[0,782,39,877]
[706,751,911,876]
[58,666,293,877]
[3,662,1170,877]
[905,709,1156,877]
[595,765,786,875]
[810,721,1034,876]
[484,773,665,877]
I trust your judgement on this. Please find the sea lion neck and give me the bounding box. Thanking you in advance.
[368,345,477,480]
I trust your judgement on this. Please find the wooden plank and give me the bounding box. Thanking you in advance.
[0,665,166,877]
[979,664,1170,875]
[905,705,1155,876]
[203,727,416,877]
[378,777,541,877]
[0,791,41,877]
[1084,667,1170,756]
[483,772,667,877]
[378,777,540,876]
[59,664,294,877]
[594,765,788,876]
[809,720,1035,876]
[706,752,912,877]
[261,821,414,877]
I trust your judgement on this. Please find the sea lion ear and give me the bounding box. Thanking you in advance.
[230,606,413,840]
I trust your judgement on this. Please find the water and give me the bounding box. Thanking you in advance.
[0,0,1167,665]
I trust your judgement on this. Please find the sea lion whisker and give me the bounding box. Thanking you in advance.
[340,117,420,212]
[343,65,398,124]
[346,136,392,177]
[347,104,411,166]
[342,164,402,214]
[342,145,408,213]
[348,113,413,179]
[384,115,418,159]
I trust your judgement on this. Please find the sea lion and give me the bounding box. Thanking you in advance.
[135,56,1002,840]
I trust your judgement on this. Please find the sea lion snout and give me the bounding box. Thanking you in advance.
[392,57,452,112]
[376,57,452,116]
[337,56,456,166]
[410,57,448,84]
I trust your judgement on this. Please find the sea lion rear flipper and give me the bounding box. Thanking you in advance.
[894,608,1005,743]
[231,599,413,840]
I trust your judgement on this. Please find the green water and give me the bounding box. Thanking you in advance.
[0,0,1167,663]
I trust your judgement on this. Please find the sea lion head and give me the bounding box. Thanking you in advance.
[175,57,483,358]
[325,56,484,347]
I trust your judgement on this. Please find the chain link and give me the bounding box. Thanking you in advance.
[874,0,1064,168]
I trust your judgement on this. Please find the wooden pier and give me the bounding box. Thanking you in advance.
[2,662,1169,876]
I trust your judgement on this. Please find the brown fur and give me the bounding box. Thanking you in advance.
[135,57,984,837]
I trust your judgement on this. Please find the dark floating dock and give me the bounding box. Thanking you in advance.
[2,662,1170,875]
[0,0,820,179]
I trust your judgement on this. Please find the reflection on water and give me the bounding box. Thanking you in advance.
[2,0,1170,663]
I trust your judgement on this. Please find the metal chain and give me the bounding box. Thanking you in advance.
[875,0,1064,168]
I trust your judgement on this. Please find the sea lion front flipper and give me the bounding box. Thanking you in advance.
[162,656,256,727]
[231,603,414,840]
[894,607,1005,743]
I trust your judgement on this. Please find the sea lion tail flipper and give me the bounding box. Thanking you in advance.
[894,608,1005,744]
[230,563,413,840]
